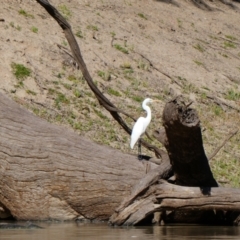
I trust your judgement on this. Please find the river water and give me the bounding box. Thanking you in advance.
[1,222,240,240]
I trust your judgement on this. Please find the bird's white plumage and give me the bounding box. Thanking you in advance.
[130,98,153,149]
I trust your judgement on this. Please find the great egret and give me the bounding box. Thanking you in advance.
[130,98,157,159]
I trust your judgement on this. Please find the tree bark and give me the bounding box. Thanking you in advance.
[157,97,218,187]
[0,93,163,221]
[110,180,240,226]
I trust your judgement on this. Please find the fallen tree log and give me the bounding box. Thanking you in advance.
[0,92,168,220]
[110,180,240,226]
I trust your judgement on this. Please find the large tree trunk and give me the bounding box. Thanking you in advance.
[0,92,163,220]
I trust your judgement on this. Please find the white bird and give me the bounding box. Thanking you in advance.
[130,98,157,159]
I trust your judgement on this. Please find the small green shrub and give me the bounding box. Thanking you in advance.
[87,25,98,31]
[223,41,236,49]
[225,89,240,101]
[55,93,70,109]
[18,9,34,18]
[110,32,116,37]
[193,60,204,66]
[225,35,237,41]
[75,29,83,38]
[73,89,81,98]
[26,89,36,95]
[212,105,223,116]
[62,83,72,90]
[132,96,143,102]
[193,44,205,52]
[114,44,128,54]
[31,26,38,33]
[11,63,31,80]
[58,5,72,20]
[10,22,21,31]
[137,60,149,71]
[138,13,147,20]
[107,88,121,96]
[97,70,111,81]
[120,62,132,69]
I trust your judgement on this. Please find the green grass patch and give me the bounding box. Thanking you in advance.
[26,89,36,95]
[62,83,72,90]
[212,105,223,116]
[225,89,240,101]
[107,88,121,97]
[132,95,144,102]
[225,35,237,41]
[10,22,21,31]
[138,13,147,20]
[11,63,31,80]
[14,81,24,88]
[87,25,98,31]
[223,41,236,49]
[137,60,149,71]
[114,44,128,54]
[94,109,108,119]
[193,60,204,66]
[97,70,111,81]
[31,26,38,33]
[75,29,84,38]
[193,43,205,52]
[55,93,70,109]
[73,89,82,98]
[58,5,72,20]
[18,9,34,18]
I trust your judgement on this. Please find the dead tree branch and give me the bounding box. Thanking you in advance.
[36,0,164,158]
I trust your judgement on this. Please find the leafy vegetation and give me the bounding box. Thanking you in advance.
[193,43,205,52]
[114,44,129,54]
[223,41,236,49]
[225,89,240,101]
[107,88,121,97]
[31,26,38,33]
[58,5,72,20]
[18,9,34,18]
[75,29,84,38]
[11,63,31,80]
[87,25,98,31]
[138,13,147,20]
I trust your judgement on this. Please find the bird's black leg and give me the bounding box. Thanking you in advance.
[138,139,142,160]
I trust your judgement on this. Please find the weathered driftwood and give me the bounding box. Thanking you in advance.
[109,180,240,226]
[115,159,173,213]
[0,93,162,220]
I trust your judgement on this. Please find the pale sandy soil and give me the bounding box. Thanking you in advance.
[0,0,240,186]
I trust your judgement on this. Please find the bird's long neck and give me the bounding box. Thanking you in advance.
[143,105,151,125]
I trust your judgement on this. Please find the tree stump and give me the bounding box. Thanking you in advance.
[160,96,218,187]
